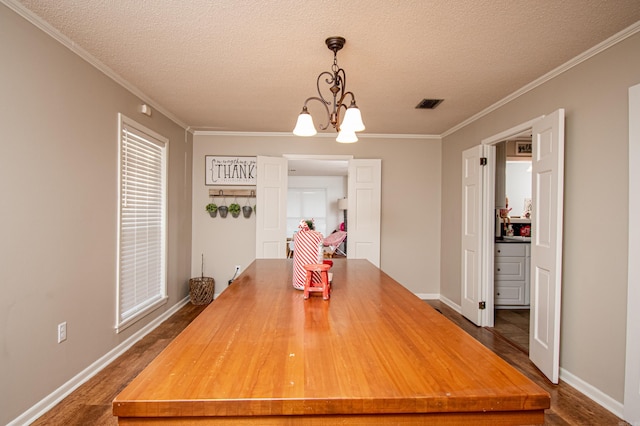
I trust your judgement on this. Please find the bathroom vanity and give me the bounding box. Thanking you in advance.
[495,239,530,306]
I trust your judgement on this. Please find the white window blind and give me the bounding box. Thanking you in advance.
[116,114,168,332]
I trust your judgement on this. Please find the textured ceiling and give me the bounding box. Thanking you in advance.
[14,0,640,136]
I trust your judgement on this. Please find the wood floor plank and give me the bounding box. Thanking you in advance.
[425,300,628,426]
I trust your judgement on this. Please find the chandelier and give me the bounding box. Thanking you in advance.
[293,37,365,143]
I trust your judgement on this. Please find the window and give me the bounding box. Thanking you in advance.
[116,114,168,332]
[286,188,327,236]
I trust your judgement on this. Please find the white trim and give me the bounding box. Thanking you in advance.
[481,117,544,146]
[7,297,190,426]
[1,0,188,130]
[439,295,462,313]
[283,154,353,161]
[416,293,440,300]
[115,296,168,333]
[193,130,439,140]
[116,114,169,332]
[442,21,640,138]
[435,293,625,419]
[560,368,624,419]
[625,83,640,423]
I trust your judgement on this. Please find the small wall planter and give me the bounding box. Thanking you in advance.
[218,205,229,218]
[242,205,253,218]
[206,203,217,218]
[229,203,241,218]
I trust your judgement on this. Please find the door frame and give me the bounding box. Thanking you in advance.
[480,116,544,328]
[624,83,640,422]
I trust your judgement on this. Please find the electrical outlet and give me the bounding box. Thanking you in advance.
[58,322,67,343]
[235,265,241,274]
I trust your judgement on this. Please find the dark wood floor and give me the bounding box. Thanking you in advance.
[33,300,627,425]
[32,302,208,426]
[426,301,627,425]
[492,308,531,352]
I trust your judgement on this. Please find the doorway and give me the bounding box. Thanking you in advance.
[493,139,533,354]
[461,109,565,383]
[285,156,349,242]
[255,156,381,267]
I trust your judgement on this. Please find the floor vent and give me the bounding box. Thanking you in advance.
[415,98,444,109]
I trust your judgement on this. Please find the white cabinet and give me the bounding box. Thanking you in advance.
[495,243,530,306]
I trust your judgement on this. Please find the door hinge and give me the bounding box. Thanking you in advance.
[479,301,486,310]
[480,157,487,166]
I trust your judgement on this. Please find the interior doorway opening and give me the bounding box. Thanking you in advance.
[492,138,533,354]
[284,155,351,258]
[465,109,565,384]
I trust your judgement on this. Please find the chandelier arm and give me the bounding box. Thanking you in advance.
[316,71,336,105]
[302,96,332,131]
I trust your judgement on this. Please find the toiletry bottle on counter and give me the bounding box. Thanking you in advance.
[506,224,514,237]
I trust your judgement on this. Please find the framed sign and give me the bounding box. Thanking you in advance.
[205,156,257,186]
[515,141,532,156]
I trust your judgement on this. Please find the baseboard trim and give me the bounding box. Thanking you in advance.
[419,295,624,420]
[438,295,462,313]
[559,367,624,419]
[415,292,440,300]
[7,297,189,426]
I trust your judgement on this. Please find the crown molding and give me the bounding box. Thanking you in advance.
[2,0,189,130]
[192,130,440,140]
[442,20,640,138]
[5,0,638,140]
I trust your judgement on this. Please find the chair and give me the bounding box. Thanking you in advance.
[303,263,331,300]
[323,231,347,258]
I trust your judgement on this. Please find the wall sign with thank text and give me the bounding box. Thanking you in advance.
[205,156,257,185]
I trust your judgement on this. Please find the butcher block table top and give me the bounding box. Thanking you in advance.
[113,259,549,425]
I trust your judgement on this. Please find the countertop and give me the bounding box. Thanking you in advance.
[496,236,531,243]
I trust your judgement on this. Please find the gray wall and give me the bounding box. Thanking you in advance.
[440,31,640,403]
[0,5,192,424]
[191,134,442,297]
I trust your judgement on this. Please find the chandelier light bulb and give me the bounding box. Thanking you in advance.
[336,130,358,143]
[341,103,365,132]
[293,108,317,136]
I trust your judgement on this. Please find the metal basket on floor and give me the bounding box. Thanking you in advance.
[189,277,215,305]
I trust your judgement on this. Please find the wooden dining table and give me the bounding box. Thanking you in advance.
[113,259,550,425]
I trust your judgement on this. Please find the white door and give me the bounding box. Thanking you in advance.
[255,156,288,258]
[529,108,565,384]
[461,146,486,325]
[347,159,381,267]
[624,84,640,423]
